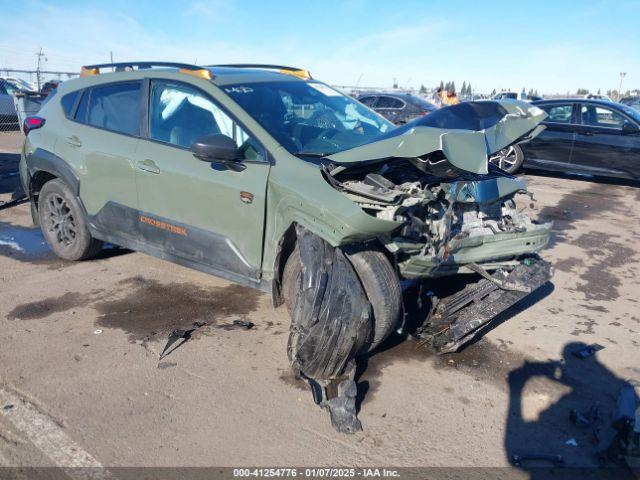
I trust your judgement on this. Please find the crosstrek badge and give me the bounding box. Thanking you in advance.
[139,215,188,236]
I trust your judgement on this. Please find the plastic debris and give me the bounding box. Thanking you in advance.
[511,452,564,467]
[565,438,578,447]
[93,329,103,335]
[571,343,604,359]
[217,319,254,331]
[159,321,207,360]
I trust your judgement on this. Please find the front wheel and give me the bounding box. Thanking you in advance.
[489,144,524,174]
[38,179,103,261]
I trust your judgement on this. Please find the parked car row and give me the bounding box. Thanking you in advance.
[1,77,61,131]
[490,99,640,180]
[357,92,436,124]
[353,90,640,182]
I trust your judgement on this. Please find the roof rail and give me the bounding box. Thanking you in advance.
[80,62,212,80]
[209,64,311,80]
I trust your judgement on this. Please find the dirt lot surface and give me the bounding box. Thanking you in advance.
[0,138,638,474]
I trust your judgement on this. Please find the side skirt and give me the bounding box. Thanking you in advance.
[90,226,271,293]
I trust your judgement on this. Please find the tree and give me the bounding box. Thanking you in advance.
[597,88,601,94]
[439,80,444,91]
[419,84,427,94]
[461,81,467,97]
[576,88,589,95]
[467,83,472,96]
[491,88,496,96]
[451,81,456,93]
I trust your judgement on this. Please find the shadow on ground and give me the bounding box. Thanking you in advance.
[505,342,638,478]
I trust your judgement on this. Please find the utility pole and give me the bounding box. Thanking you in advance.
[618,72,627,101]
[35,48,46,91]
[110,51,114,64]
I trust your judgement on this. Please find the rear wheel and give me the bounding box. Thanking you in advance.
[38,179,102,261]
[283,244,402,352]
[489,144,524,174]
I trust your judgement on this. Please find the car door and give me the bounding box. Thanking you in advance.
[522,102,577,169]
[571,103,640,178]
[54,82,141,218]
[133,79,270,281]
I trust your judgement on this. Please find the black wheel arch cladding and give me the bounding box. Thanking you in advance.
[27,148,80,197]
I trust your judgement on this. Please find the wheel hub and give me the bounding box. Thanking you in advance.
[45,194,77,247]
[489,146,517,170]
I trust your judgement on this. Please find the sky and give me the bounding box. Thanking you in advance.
[1,0,638,94]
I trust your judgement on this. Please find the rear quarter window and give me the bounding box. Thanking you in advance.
[60,90,79,118]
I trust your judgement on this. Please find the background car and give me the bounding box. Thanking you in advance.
[491,91,518,100]
[489,99,640,180]
[40,79,62,96]
[584,93,613,102]
[357,92,436,124]
[491,91,542,102]
[0,78,26,130]
[620,96,640,111]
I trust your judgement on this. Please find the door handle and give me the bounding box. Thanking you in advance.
[137,159,160,174]
[65,135,82,147]
[578,131,594,136]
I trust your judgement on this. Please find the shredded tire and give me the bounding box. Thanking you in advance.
[285,226,372,379]
[284,244,401,353]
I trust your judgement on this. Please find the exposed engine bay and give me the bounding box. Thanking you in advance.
[326,158,551,277]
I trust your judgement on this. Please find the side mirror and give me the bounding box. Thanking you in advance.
[191,134,246,171]
[622,121,640,135]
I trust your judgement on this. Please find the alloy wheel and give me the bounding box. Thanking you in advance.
[44,193,77,248]
[489,146,518,171]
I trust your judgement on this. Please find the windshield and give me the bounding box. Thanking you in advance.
[223,81,393,156]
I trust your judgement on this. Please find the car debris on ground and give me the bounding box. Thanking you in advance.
[572,343,605,359]
[159,321,208,360]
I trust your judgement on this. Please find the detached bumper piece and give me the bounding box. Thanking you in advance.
[417,257,553,354]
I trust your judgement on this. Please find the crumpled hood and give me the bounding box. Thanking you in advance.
[327,100,547,175]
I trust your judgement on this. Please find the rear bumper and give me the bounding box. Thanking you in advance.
[416,256,553,353]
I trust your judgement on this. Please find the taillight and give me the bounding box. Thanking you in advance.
[23,116,45,135]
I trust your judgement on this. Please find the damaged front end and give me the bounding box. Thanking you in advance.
[323,100,553,350]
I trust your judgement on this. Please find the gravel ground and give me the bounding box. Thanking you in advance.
[0,142,638,476]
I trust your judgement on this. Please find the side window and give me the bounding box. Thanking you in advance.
[85,81,142,136]
[359,96,377,107]
[60,91,80,118]
[0,83,7,95]
[542,104,573,123]
[376,96,404,109]
[149,80,264,161]
[581,105,627,128]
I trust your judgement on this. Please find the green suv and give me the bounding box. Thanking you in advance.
[20,62,552,431]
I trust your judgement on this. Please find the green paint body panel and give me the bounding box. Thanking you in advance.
[20,66,550,291]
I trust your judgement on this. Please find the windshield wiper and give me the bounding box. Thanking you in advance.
[294,151,332,158]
